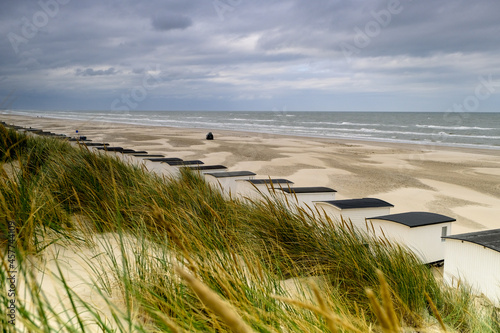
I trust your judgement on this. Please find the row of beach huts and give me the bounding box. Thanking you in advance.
[4,123,500,306]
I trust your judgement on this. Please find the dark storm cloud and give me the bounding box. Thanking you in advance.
[151,14,192,31]
[1,0,500,111]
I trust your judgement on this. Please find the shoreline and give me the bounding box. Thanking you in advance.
[3,114,500,235]
[3,111,500,152]
[4,113,500,155]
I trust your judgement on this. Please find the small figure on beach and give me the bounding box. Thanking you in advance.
[206,132,214,140]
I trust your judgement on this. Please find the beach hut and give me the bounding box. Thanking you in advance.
[183,165,228,174]
[159,160,204,177]
[235,178,294,199]
[276,187,337,208]
[443,229,500,306]
[204,171,256,196]
[84,143,110,147]
[133,154,164,158]
[96,146,123,152]
[163,160,204,167]
[136,157,183,176]
[366,212,456,264]
[144,157,182,162]
[314,198,393,229]
[122,149,148,154]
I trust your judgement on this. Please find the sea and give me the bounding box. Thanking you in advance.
[2,110,500,150]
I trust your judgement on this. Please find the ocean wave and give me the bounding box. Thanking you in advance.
[416,124,495,131]
[304,121,409,128]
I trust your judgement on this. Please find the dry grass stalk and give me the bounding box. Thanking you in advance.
[311,283,338,333]
[273,295,363,333]
[425,292,447,332]
[174,265,255,333]
[377,270,400,331]
[366,288,395,332]
[152,208,197,273]
[150,310,184,333]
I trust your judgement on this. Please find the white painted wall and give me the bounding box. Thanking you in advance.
[205,174,255,197]
[444,239,500,306]
[187,167,227,175]
[314,203,391,230]
[367,219,452,263]
[235,181,291,200]
[282,192,336,209]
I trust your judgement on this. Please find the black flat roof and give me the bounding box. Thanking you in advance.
[145,157,183,162]
[96,147,123,151]
[318,198,394,209]
[205,171,256,178]
[183,165,228,170]
[84,143,109,147]
[444,229,500,253]
[278,187,337,194]
[246,179,294,185]
[134,154,164,158]
[368,212,456,228]
[122,149,148,154]
[165,160,204,166]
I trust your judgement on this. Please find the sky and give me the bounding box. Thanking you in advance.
[1,0,500,112]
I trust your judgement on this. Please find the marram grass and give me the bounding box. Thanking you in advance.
[1,124,500,332]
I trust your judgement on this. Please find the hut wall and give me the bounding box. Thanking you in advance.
[444,239,500,306]
[368,219,452,263]
[316,204,391,230]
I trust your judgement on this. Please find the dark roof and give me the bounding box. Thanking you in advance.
[84,143,110,147]
[278,187,336,194]
[145,157,182,162]
[164,160,204,166]
[96,147,123,151]
[318,198,394,209]
[205,171,256,178]
[444,229,500,253]
[183,165,228,171]
[122,149,148,154]
[368,212,456,228]
[247,179,294,185]
[69,137,91,142]
[134,154,164,158]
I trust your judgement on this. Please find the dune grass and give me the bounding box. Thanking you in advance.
[1,123,499,332]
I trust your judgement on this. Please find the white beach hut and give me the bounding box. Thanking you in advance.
[138,157,184,177]
[366,212,456,264]
[314,198,393,230]
[160,160,204,177]
[235,178,294,199]
[204,171,256,196]
[276,187,337,208]
[443,229,500,306]
[182,165,228,175]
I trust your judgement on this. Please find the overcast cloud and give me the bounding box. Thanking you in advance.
[1,0,500,111]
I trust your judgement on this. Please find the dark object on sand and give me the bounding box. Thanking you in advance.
[206,132,214,140]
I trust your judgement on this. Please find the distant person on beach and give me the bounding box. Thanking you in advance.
[206,132,214,140]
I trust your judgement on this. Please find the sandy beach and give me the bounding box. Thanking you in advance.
[3,114,500,234]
